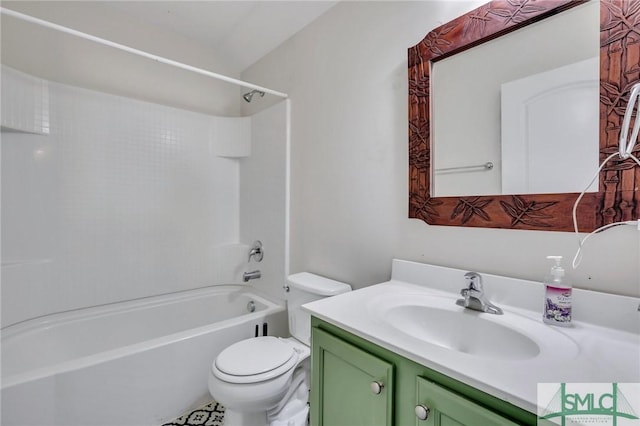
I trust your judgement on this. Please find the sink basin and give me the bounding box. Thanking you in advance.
[383,304,539,360]
[369,292,578,362]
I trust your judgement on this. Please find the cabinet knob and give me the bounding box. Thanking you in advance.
[415,404,431,421]
[370,381,384,395]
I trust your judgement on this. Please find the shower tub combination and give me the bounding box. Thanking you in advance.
[1,285,287,426]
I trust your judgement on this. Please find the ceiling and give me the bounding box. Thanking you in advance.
[105,1,338,72]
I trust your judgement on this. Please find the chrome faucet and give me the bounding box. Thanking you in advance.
[456,272,503,315]
[243,270,261,282]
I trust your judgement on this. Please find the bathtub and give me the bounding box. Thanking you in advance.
[1,285,287,426]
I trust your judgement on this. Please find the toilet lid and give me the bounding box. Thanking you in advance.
[215,336,295,377]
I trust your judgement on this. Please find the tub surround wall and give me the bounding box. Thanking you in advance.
[241,102,288,303]
[1,67,268,327]
[0,66,50,134]
[242,0,640,296]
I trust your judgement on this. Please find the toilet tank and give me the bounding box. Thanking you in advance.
[286,272,351,345]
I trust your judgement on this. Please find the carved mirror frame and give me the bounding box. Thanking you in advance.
[408,0,640,232]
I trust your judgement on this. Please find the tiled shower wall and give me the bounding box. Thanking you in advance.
[1,67,257,326]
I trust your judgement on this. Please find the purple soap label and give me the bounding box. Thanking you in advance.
[544,285,572,323]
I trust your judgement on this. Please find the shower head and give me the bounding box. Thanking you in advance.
[243,90,265,103]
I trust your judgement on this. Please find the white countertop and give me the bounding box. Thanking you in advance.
[302,259,640,414]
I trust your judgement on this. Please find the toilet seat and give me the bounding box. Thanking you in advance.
[213,337,299,384]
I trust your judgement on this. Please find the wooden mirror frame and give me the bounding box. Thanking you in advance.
[408,0,640,232]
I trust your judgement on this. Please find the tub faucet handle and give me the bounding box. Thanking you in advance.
[248,240,263,262]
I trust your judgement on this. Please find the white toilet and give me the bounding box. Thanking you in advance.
[208,272,351,426]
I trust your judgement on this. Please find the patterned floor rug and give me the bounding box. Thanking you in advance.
[161,401,225,426]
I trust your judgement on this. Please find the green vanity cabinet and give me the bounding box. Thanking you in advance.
[311,327,394,426]
[310,317,536,426]
[415,377,519,426]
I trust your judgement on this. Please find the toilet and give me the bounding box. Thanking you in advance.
[208,272,351,426]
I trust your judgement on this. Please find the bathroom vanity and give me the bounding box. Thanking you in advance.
[303,260,640,425]
[311,319,527,425]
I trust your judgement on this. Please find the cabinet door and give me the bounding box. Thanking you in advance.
[311,328,393,426]
[415,377,519,426]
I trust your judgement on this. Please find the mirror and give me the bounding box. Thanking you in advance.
[432,1,600,197]
[408,0,640,232]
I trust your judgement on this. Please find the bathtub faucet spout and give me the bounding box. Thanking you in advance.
[243,270,261,282]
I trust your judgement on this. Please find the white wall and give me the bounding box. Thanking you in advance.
[242,1,640,297]
[1,68,250,326]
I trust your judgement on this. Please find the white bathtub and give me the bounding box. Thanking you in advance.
[1,285,287,426]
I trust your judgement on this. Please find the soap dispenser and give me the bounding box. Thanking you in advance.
[543,256,572,326]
